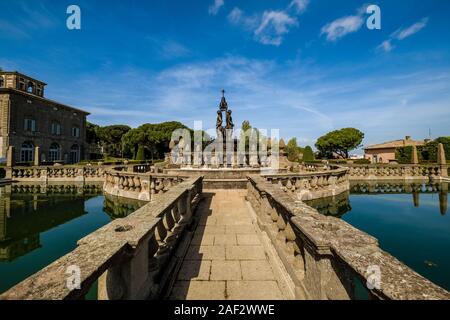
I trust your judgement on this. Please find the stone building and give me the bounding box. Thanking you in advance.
[0,71,89,164]
[364,136,426,164]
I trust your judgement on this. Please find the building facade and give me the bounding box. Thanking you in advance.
[0,71,89,164]
[364,136,426,164]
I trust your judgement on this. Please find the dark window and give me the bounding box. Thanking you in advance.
[49,143,61,162]
[69,144,80,163]
[20,142,34,162]
[24,118,36,132]
[27,82,34,93]
[72,126,80,138]
[51,122,61,135]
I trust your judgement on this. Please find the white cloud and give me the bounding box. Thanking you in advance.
[378,17,429,53]
[227,7,258,31]
[378,40,394,53]
[289,0,310,14]
[208,0,224,16]
[255,11,298,46]
[393,17,429,40]
[321,14,364,42]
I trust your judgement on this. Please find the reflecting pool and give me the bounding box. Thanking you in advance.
[0,183,146,294]
[306,181,450,292]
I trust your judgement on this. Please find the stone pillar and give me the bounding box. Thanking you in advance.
[34,147,41,167]
[6,146,14,167]
[437,143,448,177]
[411,146,419,165]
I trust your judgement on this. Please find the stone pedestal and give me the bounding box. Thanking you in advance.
[411,146,419,165]
[437,143,448,177]
[6,146,14,168]
[34,147,41,167]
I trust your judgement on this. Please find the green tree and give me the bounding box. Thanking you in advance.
[303,146,315,162]
[122,121,190,160]
[96,125,131,158]
[86,122,100,145]
[315,128,364,159]
[286,138,300,162]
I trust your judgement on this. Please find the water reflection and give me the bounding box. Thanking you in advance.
[306,181,450,292]
[0,183,144,264]
[308,182,449,216]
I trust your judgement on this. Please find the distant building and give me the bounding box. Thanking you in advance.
[364,136,426,164]
[0,71,89,164]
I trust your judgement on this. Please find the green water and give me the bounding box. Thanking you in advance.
[307,182,450,292]
[0,184,145,294]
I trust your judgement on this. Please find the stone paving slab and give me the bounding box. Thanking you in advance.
[227,281,283,300]
[226,246,266,260]
[177,260,211,281]
[170,281,226,300]
[241,260,276,281]
[170,190,285,300]
[210,260,242,281]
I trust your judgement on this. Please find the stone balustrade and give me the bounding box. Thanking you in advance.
[246,175,450,300]
[0,177,203,300]
[8,165,113,183]
[344,164,448,181]
[263,167,350,201]
[103,169,186,202]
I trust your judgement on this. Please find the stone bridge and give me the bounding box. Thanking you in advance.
[2,164,450,301]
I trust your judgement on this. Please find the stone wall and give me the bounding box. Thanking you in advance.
[246,175,450,300]
[103,169,185,202]
[346,163,448,181]
[0,177,203,300]
[301,163,449,182]
[262,167,350,201]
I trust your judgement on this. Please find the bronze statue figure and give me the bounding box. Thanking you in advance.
[216,110,223,130]
[226,110,234,130]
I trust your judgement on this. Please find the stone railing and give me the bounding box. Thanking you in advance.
[247,175,450,300]
[345,164,448,181]
[103,169,186,202]
[8,165,114,183]
[262,167,350,201]
[0,177,203,300]
[7,183,103,196]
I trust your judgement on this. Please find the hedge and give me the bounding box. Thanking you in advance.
[395,138,450,164]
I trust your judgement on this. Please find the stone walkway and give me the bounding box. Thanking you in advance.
[169,190,285,300]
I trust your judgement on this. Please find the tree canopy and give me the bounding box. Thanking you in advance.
[96,125,131,157]
[286,138,300,162]
[315,128,364,159]
[303,146,315,162]
[121,121,190,160]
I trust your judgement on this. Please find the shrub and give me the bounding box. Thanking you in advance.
[135,145,146,161]
[303,146,315,162]
[354,159,371,164]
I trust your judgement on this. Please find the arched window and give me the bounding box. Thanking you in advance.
[69,144,80,164]
[27,81,34,93]
[20,142,34,162]
[51,121,61,135]
[49,143,61,162]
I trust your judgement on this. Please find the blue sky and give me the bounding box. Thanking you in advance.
[1,0,449,151]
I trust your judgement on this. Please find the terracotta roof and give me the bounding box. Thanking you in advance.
[365,139,425,150]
